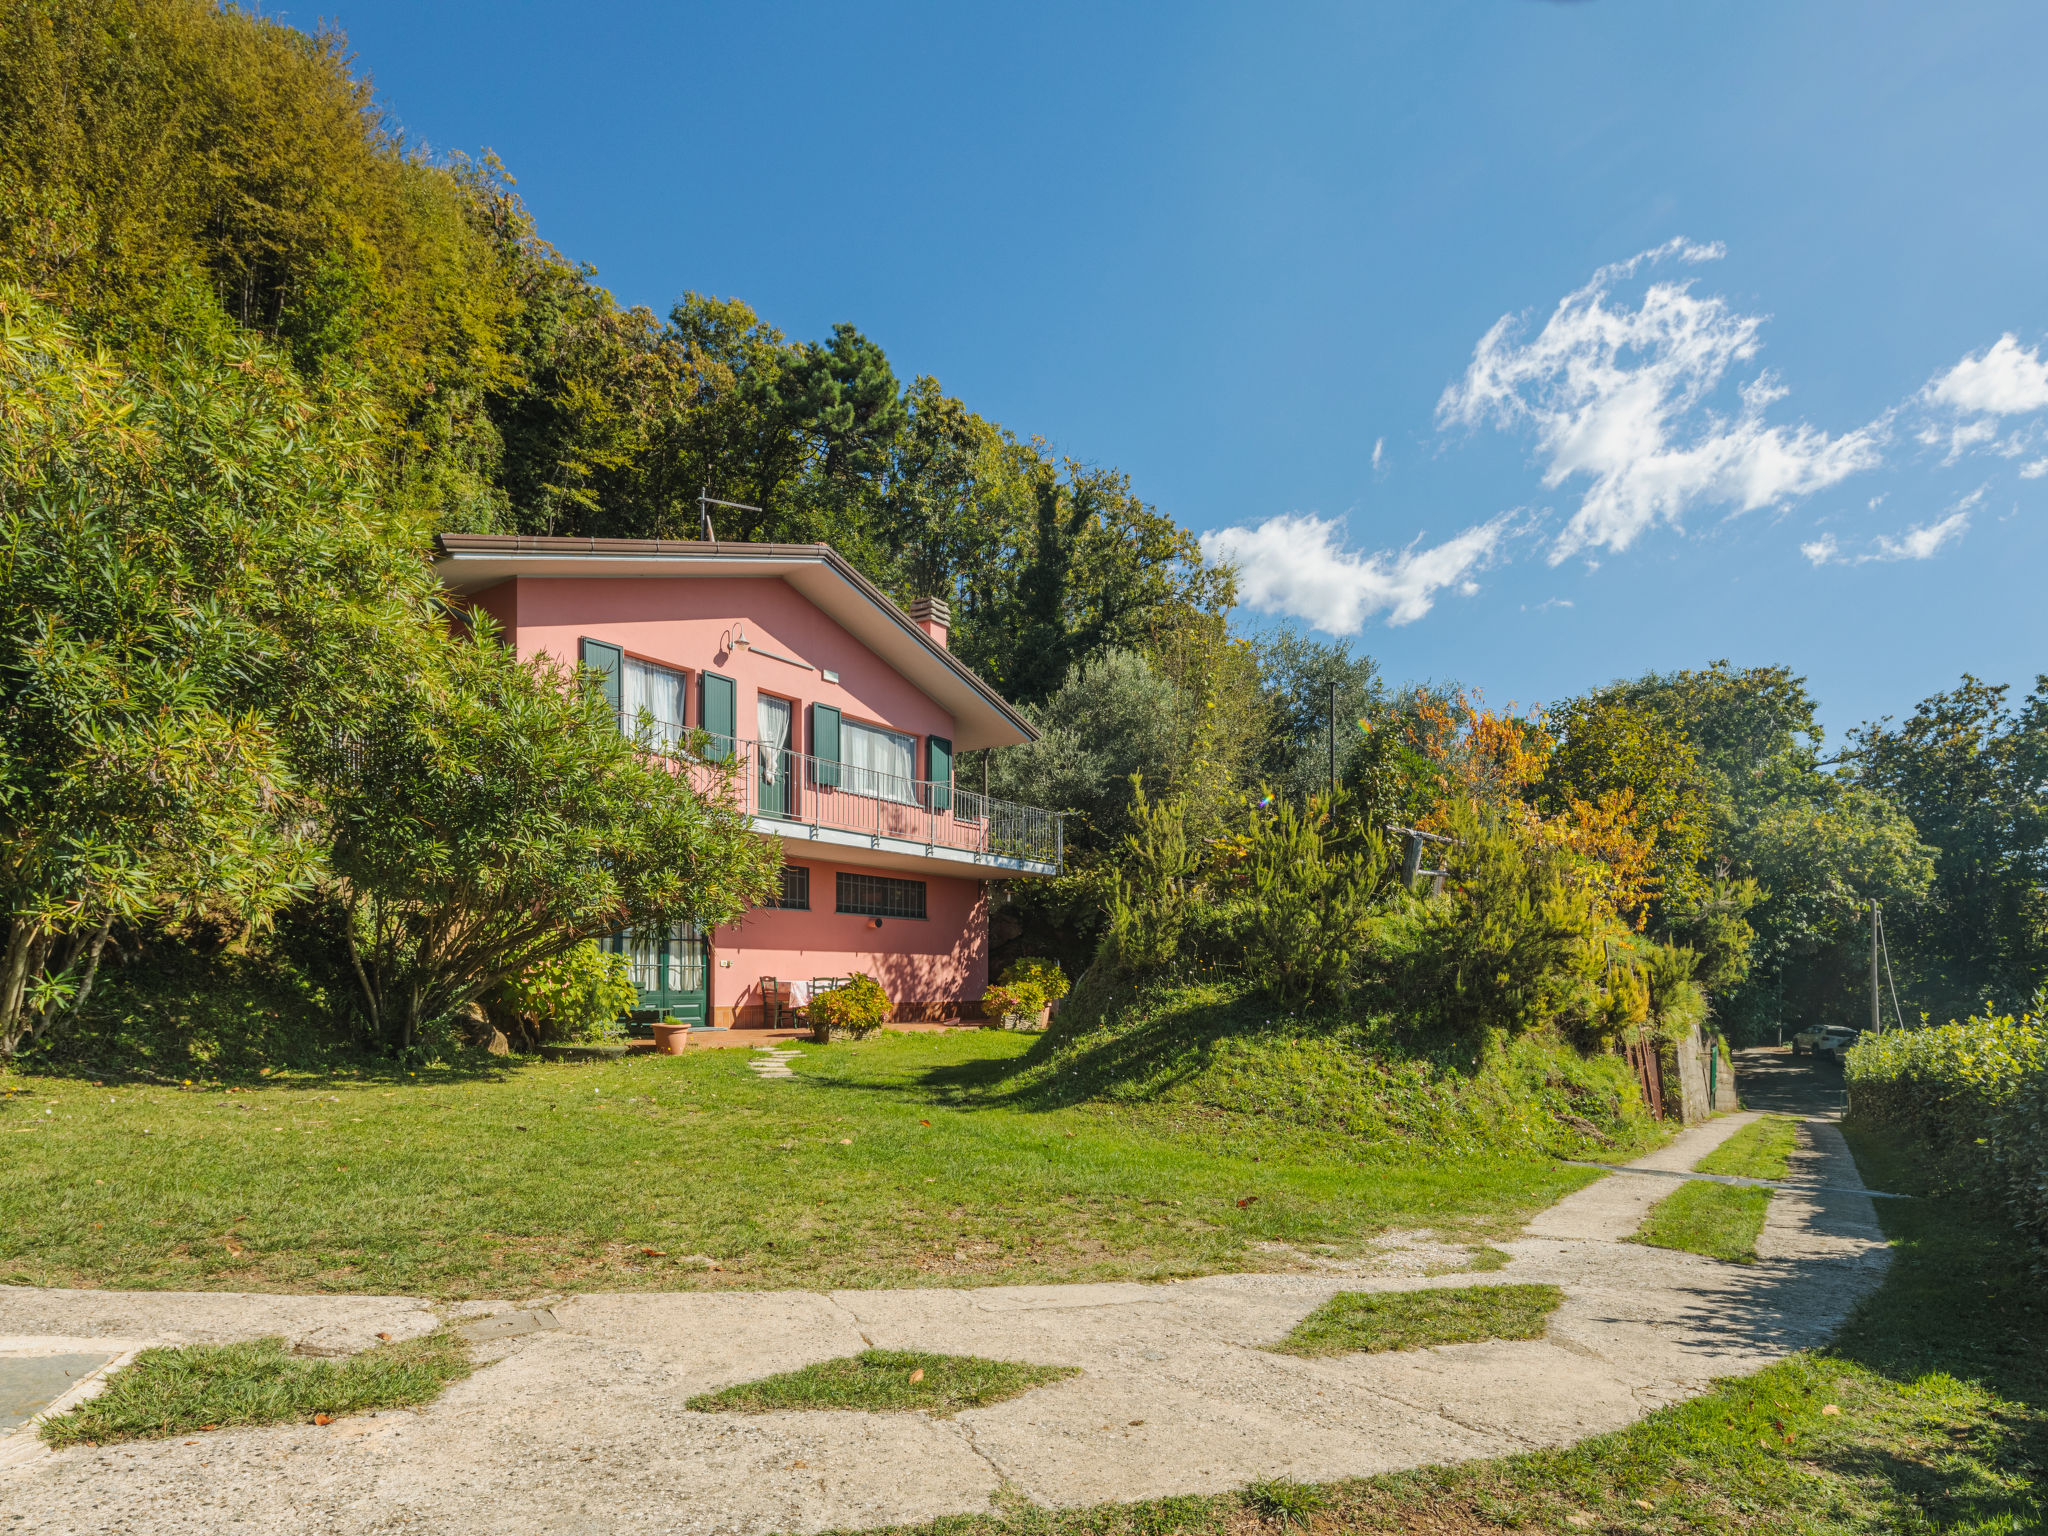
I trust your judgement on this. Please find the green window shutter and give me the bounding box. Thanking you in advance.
[700,672,736,761]
[579,638,623,726]
[927,735,953,812]
[810,703,841,788]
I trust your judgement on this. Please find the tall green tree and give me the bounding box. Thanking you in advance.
[1848,676,2048,1019]
[0,287,433,1054]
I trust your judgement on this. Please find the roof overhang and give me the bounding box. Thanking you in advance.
[433,535,1035,751]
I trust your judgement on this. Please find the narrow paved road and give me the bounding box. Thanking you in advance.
[1733,1043,1848,1119]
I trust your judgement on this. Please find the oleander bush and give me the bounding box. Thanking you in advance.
[1845,1005,2048,1261]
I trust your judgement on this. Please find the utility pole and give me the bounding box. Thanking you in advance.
[1871,899,1881,1035]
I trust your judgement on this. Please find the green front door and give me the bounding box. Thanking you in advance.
[617,923,707,1023]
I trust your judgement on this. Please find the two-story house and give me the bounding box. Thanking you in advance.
[433,534,1061,1028]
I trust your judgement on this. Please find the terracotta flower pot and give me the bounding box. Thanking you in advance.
[650,1022,690,1055]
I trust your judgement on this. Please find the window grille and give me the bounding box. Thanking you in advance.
[835,871,927,920]
[773,864,810,911]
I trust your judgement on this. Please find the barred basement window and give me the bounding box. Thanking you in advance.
[773,864,810,911]
[835,871,927,920]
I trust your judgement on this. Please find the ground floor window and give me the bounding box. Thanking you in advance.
[835,870,926,919]
[772,864,810,910]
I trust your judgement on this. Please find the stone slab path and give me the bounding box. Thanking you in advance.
[745,1045,806,1080]
[0,1106,1890,1535]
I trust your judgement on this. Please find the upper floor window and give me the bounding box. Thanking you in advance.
[624,656,688,753]
[842,720,917,804]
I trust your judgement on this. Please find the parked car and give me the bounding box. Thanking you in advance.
[1791,1023,1862,1062]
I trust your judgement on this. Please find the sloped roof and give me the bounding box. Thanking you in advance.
[432,534,1035,750]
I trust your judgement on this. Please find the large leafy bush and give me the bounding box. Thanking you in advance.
[0,287,431,1055]
[1845,1008,2048,1261]
[311,618,777,1054]
[811,973,890,1038]
[505,941,638,1044]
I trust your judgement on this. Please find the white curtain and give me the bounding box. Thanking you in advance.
[843,720,917,803]
[668,923,704,991]
[623,657,688,752]
[757,696,791,783]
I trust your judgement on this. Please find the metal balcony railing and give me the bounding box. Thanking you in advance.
[671,737,1063,870]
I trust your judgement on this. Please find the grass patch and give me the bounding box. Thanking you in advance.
[1465,1245,1511,1271]
[1243,1478,1327,1528]
[1630,1178,1773,1264]
[1696,1114,1801,1181]
[685,1349,1075,1418]
[790,1129,2047,1536]
[1269,1283,1562,1357]
[39,1331,470,1447]
[0,1027,1608,1297]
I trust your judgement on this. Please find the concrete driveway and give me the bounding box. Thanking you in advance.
[0,1111,1889,1535]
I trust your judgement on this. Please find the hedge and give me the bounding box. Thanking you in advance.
[1844,1008,2048,1261]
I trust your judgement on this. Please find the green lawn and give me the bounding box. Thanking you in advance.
[686,1349,1076,1418]
[0,1032,1596,1298]
[807,1130,2048,1536]
[1268,1284,1562,1357]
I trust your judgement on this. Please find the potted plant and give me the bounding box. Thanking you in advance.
[650,1014,691,1054]
[809,974,891,1043]
[980,959,1069,1031]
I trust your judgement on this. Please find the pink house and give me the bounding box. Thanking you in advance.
[434,534,1061,1028]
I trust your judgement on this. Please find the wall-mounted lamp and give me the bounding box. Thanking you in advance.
[720,622,751,654]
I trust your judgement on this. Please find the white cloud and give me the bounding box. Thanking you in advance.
[1800,534,1840,567]
[1201,512,1511,631]
[1926,334,2048,415]
[1872,509,1971,562]
[2022,458,2048,479]
[1918,415,1998,465]
[1803,490,1977,566]
[1371,437,1385,472]
[1438,239,1886,564]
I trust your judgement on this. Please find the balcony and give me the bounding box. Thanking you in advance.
[676,739,1063,877]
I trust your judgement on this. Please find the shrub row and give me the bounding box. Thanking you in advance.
[1844,1009,2048,1261]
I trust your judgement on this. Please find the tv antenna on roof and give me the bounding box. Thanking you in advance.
[697,487,762,546]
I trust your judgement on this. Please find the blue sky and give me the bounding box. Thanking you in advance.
[326,0,2048,737]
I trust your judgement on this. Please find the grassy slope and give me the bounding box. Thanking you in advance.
[811,1131,2047,1536]
[999,977,1662,1163]
[0,1026,1601,1298]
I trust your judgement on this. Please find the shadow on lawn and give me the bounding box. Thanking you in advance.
[912,988,1272,1114]
[1816,1132,2047,1529]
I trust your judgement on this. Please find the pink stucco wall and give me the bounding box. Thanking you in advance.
[469,575,988,1021]
[472,575,957,747]
[712,859,988,1025]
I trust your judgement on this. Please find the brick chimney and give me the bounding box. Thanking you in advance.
[909,595,950,649]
